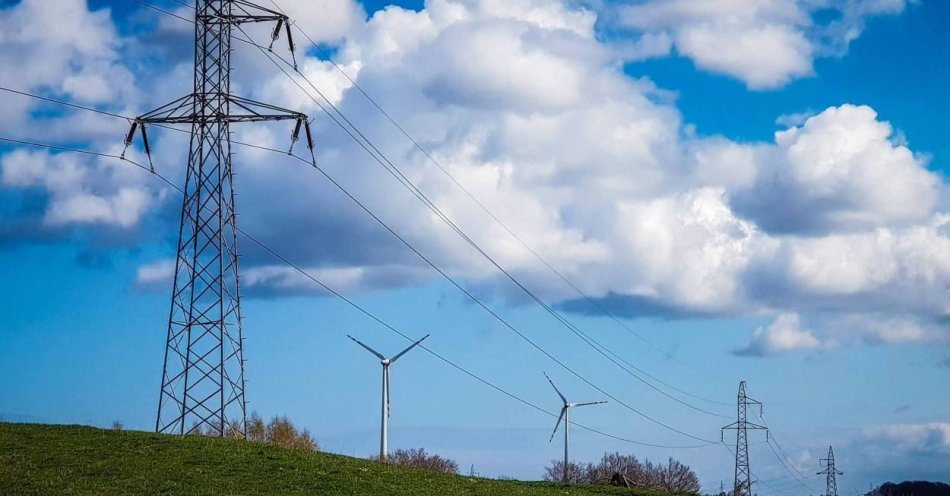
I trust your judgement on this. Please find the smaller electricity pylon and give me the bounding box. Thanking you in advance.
[818,445,843,496]
[722,381,768,496]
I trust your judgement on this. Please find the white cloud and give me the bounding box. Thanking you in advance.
[135,258,175,289]
[611,188,762,311]
[734,313,820,356]
[44,187,151,228]
[734,105,938,234]
[0,0,947,356]
[864,423,950,455]
[274,0,365,44]
[0,149,161,229]
[614,0,910,89]
[0,0,134,103]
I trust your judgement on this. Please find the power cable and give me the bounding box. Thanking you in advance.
[140,0,733,417]
[0,132,714,451]
[270,0,735,400]
[228,20,732,424]
[8,4,729,441]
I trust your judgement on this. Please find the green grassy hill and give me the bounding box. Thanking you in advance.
[0,423,676,496]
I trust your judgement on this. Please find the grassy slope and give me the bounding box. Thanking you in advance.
[0,423,675,496]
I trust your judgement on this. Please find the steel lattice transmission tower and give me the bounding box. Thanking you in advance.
[722,381,768,496]
[124,0,314,437]
[818,446,844,496]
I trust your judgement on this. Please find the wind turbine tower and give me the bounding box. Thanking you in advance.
[544,372,607,483]
[348,334,430,461]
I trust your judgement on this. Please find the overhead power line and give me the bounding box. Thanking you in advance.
[145,0,729,418]
[269,0,734,401]
[7,1,727,443]
[0,131,713,451]
[229,18,731,424]
[134,3,728,440]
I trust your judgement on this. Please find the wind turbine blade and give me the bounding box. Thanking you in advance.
[543,372,567,404]
[347,334,386,361]
[549,407,566,443]
[573,401,607,408]
[385,367,391,418]
[390,334,430,363]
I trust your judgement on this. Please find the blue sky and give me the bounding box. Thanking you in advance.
[1,0,949,492]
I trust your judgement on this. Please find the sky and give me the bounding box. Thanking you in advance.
[0,0,949,492]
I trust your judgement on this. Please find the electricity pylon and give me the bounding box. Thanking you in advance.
[124,0,314,437]
[722,381,768,496]
[818,446,843,496]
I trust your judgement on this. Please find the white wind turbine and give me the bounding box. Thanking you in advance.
[348,333,430,461]
[545,372,606,483]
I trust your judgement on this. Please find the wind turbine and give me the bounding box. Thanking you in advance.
[348,333,430,461]
[544,372,606,483]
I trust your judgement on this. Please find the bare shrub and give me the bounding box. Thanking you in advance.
[655,457,701,493]
[111,420,124,431]
[377,448,459,474]
[543,453,700,492]
[584,452,649,485]
[542,459,587,483]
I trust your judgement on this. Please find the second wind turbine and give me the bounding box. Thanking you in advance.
[545,372,606,483]
[348,334,430,461]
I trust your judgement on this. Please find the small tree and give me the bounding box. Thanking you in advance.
[246,412,266,442]
[265,415,318,451]
[380,448,458,474]
[204,412,318,451]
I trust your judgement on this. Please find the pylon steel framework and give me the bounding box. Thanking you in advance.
[722,381,768,496]
[818,445,843,496]
[124,0,314,437]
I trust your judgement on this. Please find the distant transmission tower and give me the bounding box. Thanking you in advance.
[722,381,768,496]
[124,0,314,436]
[818,446,844,496]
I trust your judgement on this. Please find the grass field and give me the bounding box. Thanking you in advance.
[0,423,681,496]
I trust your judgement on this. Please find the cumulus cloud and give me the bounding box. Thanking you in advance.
[0,0,947,356]
[0,149,162,229]
[614,0,911,89]
[240,264,432,297]
[734,313,820,356]
[135,258,175,291]
[834,423,950,483]
[734,105,938,235]
[864,423,950,455]
[0,0,134,105]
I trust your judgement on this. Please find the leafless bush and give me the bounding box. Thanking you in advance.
[542,460,588,483]
[376,448,459,474]
[655,457,700,493]
[111,420,124,431]
[584,452,650,485]
[543,452,700,492]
